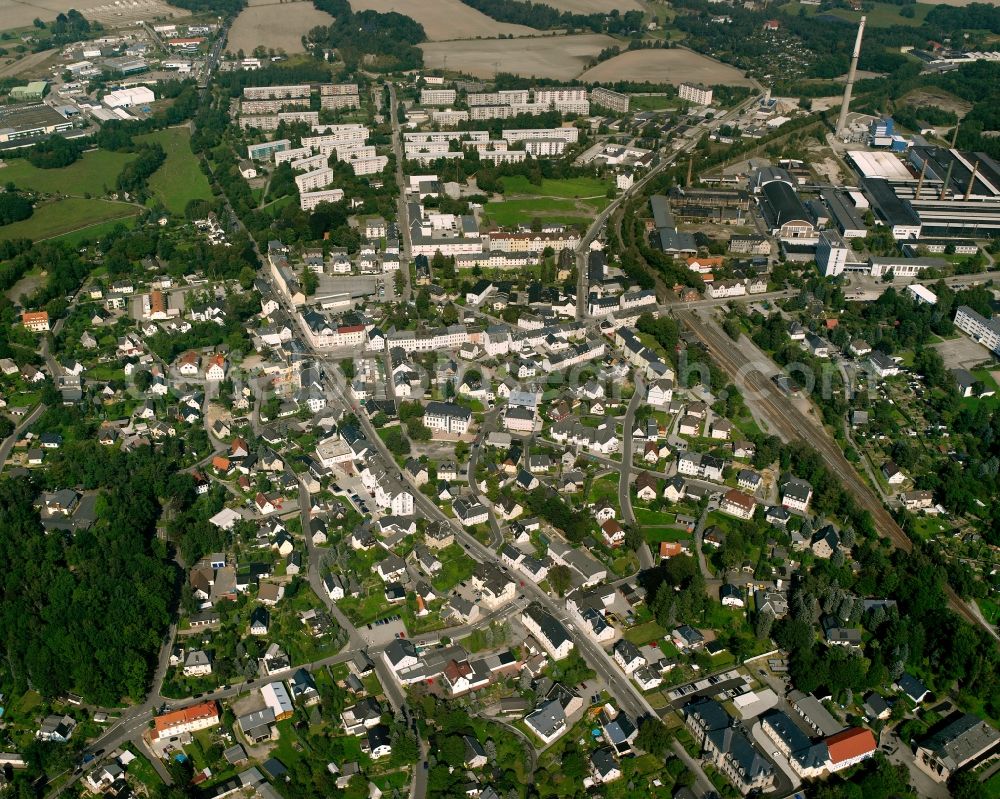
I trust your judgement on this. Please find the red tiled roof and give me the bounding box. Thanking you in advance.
[826,727,876,764]
[152,701,218,738]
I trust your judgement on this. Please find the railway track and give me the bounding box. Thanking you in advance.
[674,309,993,635]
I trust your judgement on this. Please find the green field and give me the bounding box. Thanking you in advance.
[485,175,613,226]
[1,149,136,196]
[624,620,666,646]
[781,0,932,27]
[498,175,611,198]
[629,95,675,112]
[137,127,213,215]
[0,198,139,241]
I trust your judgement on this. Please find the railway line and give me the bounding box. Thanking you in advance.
[674,308,993,635]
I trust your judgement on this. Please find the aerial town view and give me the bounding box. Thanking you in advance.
[3,0,1000,798]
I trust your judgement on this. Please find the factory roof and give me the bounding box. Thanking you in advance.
[760,180,811,227]
[847,150,914,181]
[861,177,922,227]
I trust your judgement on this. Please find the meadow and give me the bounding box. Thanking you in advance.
[483,175,612,227]
[351,0,536,40]
[137,127,213,215]
[1,149,136,197]
[0,198,139,241]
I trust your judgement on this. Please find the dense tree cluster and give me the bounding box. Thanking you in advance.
[0,459,178,704]
[523,487,594,543]
[0,192,33,225]
[309,0,426,71]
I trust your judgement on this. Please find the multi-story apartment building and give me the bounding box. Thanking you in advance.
[679,82,714,105]
[590,86,630,113]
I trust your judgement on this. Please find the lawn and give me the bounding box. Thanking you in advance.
[634,508,677,526]
[483,197,597,227]
[2,149,137,196]
[587,474,619,505]
[137,127,213,215]
[122,746,163,790]
[624,620,666,646]
[485,174,614,227]
[0,198,139,241]
[431,543,476,591]
[643,527,690,545]
[629,95,675,111]
[498,175,612,198]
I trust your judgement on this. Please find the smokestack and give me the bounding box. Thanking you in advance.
[836,16,867,138]
[965,160,979,200]
[940,159,955,200]
[915,160,927,199]
[687,158,693,187]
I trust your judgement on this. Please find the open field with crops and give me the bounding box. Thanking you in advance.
[581,47,754,86]
[0,0,183,30]
[228,0,333,54]
[351,0,537,40]
[421,32,616,80]
[544,0,641,10]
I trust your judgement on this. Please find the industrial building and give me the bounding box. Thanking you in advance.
[0,103,73,144]
[758,180,816,242]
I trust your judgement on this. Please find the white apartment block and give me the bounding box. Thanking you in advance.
[421,88,457,106]
[955,305,1000,355]
[534,87,588,105]
[241,97,310,114]
[347,154,389,175]
[405,130,489,144]
[591,87,630,113]
[243,84,311,100]
[431,110,469,126]
[274,146,311,165]
[295,167,334,193]
[524,138,567,156]
[300,188,344,211]
[470,105,513,120]
[404,141,452,157]
[679,82,714,105]
[467,90,529,106]
[290,153,328,173]
[503,127,579,143]
[479,150,527,164]
[551,100,590,114]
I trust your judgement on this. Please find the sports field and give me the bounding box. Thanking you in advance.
[137,127,213,215]
[0,198,139,241]
[484,175,612,227]
[0,149,136,196]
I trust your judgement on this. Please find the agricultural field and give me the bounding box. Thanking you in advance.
[0,0,183,30]
[581,48,754,86]
[351,0,537,40]
[0,47,59,79]
[543,0,641,10]
[483,175,612,227]
[137,127,213,215]
[0,198,139,242]
[228,0,333,54]
[781,0,933,27]
[421,33,617,80]
[0,149,136,197]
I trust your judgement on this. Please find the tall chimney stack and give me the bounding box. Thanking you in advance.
[836,16,867,138]
[915,160,927,199]
[965,160,979,200]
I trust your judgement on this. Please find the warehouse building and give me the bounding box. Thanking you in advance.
[0,103,73,144]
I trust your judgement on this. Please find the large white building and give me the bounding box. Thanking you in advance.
[300,188,344,211]
[955,305,1000,355]
[295,167,334,193]
[679,82,713,105]
[420,88,457,106]
[103,86,154,108]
